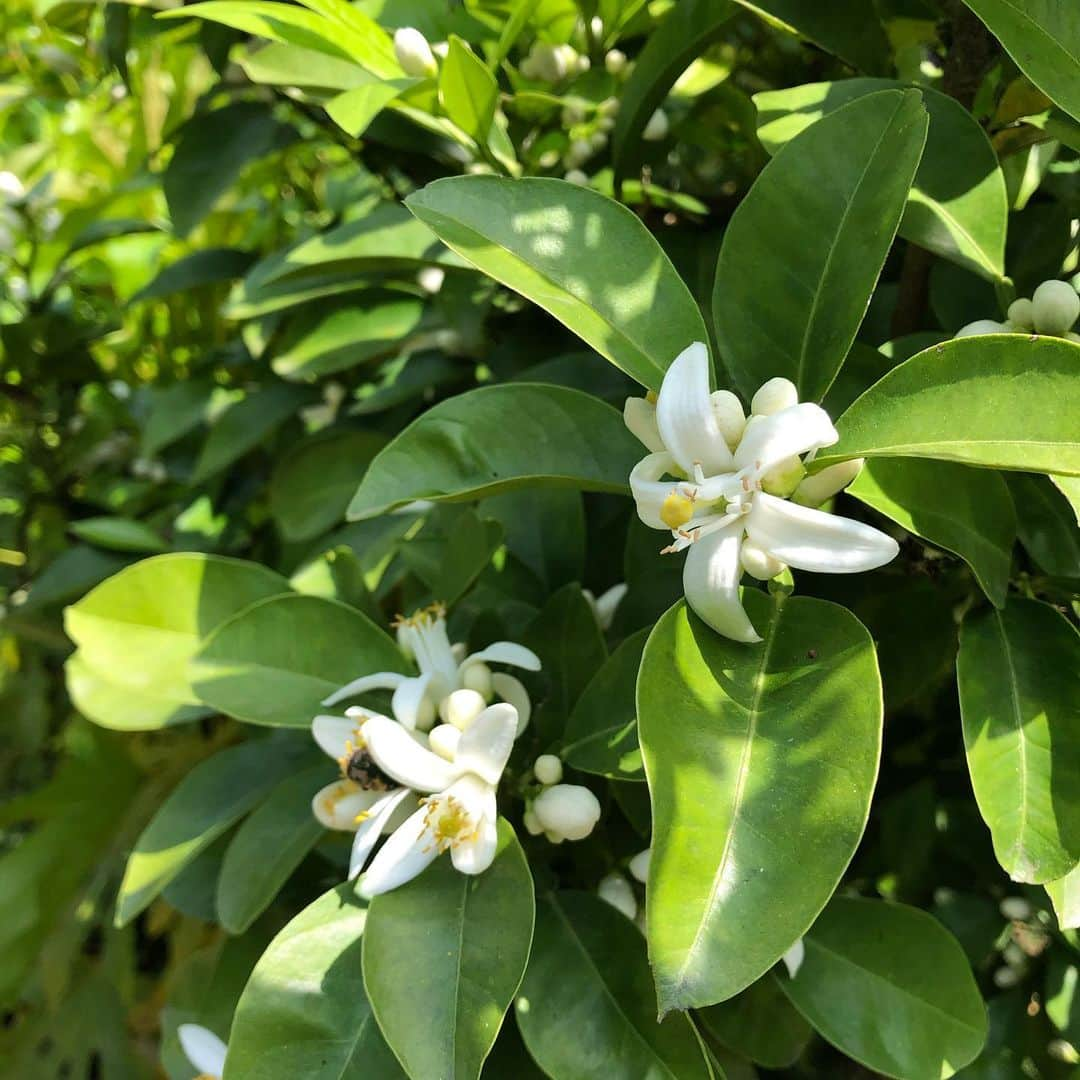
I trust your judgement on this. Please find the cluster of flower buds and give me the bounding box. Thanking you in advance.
[520,41,590,83]
[524,753,601,843]
[956,279,1080,341]
[560,98,620,184]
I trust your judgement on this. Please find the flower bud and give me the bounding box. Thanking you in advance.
[999,896,1032,921]
[0,171,24,201]
[598,873,638,920]
[954,319,1006,338]
[751,376,798,416]
[526,42,573,82]
[440,688,486,730]
[533,784,601,841]
[596,114,616,132]
[394,27,438,78]
[414,695,436,732]
[561,103,586,126]
[575,53,591,74]
[1032,279,1080,336]
[538,148,561,169]
[523,808,544,835]
[709,390,746,450]
[792,458,863,508]
[628,847,650,883]
[565,137,592,167]
[432,40,450,60]
[604,49,627,75]
[1006,297,1034,330]
[740,538,786,581]
[992,965,1020,988]
[760,454,806,498]
[599,97,619,118]
[428,723,461,761]
[417,266,445,294]
[564,168,589,186]
[461,661,493,699]
[589,131,608,151]
[642,108,669,141]
[533,753,563,785]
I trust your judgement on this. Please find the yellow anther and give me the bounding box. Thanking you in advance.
[660,491,695,530]
[645,390,658,404]
[354,810,371,825]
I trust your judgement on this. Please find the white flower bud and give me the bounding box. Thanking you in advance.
[417,266,445,294]
[628,848,650,883]
[1048,1039,1080,1064]
[538,149,561,169]
[599,97,619,117]
[533,754,563,785]
[1007,297,1034,330]
[561,102,586,127]
[527,42,572,82]
[954,319,1007,338]
[439,688,486,730]
[533,784,601,841]
[792,458,863,507]
[413,695,437,732]
[0,171,24,201]
[523,808,544,836]
[751,376,798,416]
[642,108,669,141]
[760,454,806,498]
[431,40,450,60]
[563,168,589,186]
[428,723,461,761]
[575,53,591,74]
[992,965,1020,988]
[589,131,608,151]
[596,114,616,132]
[598,873,637,920]
[1032,279,1080,336]
[590,16,603,37]
[709,390,746,450]
[565,137,592,167]
[461,661,493,699]
[999,896,1032,921]
[394,27,439,78]
[740,538,786,581]
[604,49,627,75]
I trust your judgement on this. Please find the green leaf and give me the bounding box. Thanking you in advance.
[239,40,375,90]
[958,598,1080,883]
[611,0,736,186]
[563,628,647,780]
[778,897,987,1079]
[131,247,255,303]
[439,36,499,143]
[140,377,220,457]
[346,384,642,520]
[363,820,535,1080]
[638,595,882,1012]
[960,0,1080,123]
[405,176,708,390]
[270,429,388,542]
[216,764,328,934]
[515,891,714,1079]
[712,90,928,401]
[1007,473,1080,578]
[847,459,1017,607]
[754,80,1008,281]
[69,516,168,554]
[815,335,1080,475]
[115,732,315,926]
[1052,474,1080,522]
[326,78,418,137]
[223,883,406,1080]
[190,593,407,727]
[64,553,289,715]
[1046,864,1080,929]
[399,505,503,607]
[480,489,585,591]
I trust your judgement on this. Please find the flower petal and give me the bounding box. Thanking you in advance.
[455,702,517,785]
[358,804,438,898]
[311,780,385,830]
[746,492,899,573]
[491,672,531,735]
[461,642,541,672]
[450,812,498,875]
[363,714,461,792]
[656,342,734,474]
[178,1024,228,1078]
[629,452,681,530]
[589,582,627,630]
[321,671,407,707]
[733,403,838,476]
[391,673,433,730]
[682,524,761,643]
[348,787,413,880]
[311,714,361,760]
[623,397,665,452]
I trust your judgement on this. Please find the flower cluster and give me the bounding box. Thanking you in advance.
[625,343,899,641]
[956,278,1080,340]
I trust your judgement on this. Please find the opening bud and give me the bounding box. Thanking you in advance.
[428,724,461,761]
[751,376,798,416]
[710,389,746,449]
[440,688,486,730]
[792,458,863,508]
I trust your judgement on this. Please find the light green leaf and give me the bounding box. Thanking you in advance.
[1046,864,1080,929]
[64,554,289,714]
[958,598,1080,883]
[116,732,315,926]
[439,36,499,142]
[69,516,168,554]
[346,384,642,520]
[398,505,503,607]
[1051,474,1080,522]
[405,176,708,390]
[190,593,407,727]
[239,41,375,90]
[754,80,1008,281]
[815,335,1080,475]
[639,595,881,1012]
[363,820,534,1080]
[515,891,714,1079]
[847,459,1017,607]
[223,883,406,1079]
[1007,473,1080,578]
[140,378,220,457]
[779,897,987,1079]
[713,90,928,401]
[326,78,418,136]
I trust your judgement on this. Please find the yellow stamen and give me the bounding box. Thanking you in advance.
[660,491,695,530]
[645,390,658,404]
[392,601,448,630]
[422,795,478,853]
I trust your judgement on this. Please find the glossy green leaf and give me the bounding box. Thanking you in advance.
[515,891,714,1080]
[961,0,1080,123]
[131,247,255,302]
[399,505,503,607]
[326,78,417,136]
[817,335,1080,475]
[363,821,535,1080]
[754,80,1008,281]
[480,489,585,591]
[69,516,168,554]
[779,897,987,1079]
[405,176,708,390]
[140,377,220,457]
[115,732,315,926]
[439,36,498,142]
[21,545,133,614]
[639,595,882,1012]
[713,90,928,401]
[563,628,647,780]
[223,883,406,1080]
[847,459,1016,607]
[238,40,374,90]
[958,598,1080,883]
[64,553,289,715]
[347,384,641,520]
[1007,473,1080,578]
[1046,864,1080,929]
[1051,474,1080,522]
[190,593,407,727]
[270,429,387,542]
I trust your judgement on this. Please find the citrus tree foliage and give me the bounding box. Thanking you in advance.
[2,1,1080,1078]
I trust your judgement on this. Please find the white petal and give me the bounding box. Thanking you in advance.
[455,703,517,785]
[461,642,541,672]
[311,714,361,760]
[348,788,413,880]
[629,452,681,530]
[623,397,665,452]
[682,524,761,643]
[491,672,531,735]
[178,1024,227,1078]
[746,492,899,573]
[358,805,438,897]
[311,780,385,830]
[450,812,498,875]
[733,403,838,476]
[321,671,407,707]
[391,673,434,731]
[363,714,461,792]
[782,938,805,978]
[592,582,627,630]
[656,342,734,474]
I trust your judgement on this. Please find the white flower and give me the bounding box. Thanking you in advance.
[178,1023,227,1080]
[322,604,540,735]
[642,108,669,141]
[532,783,601,841]
[394,26,438,78]
[626,343,899,642]
[533,753,563,785]
[358,703,519,896]
[781,938,805,978]
[598,872,638,920]
[583,581,627,630]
